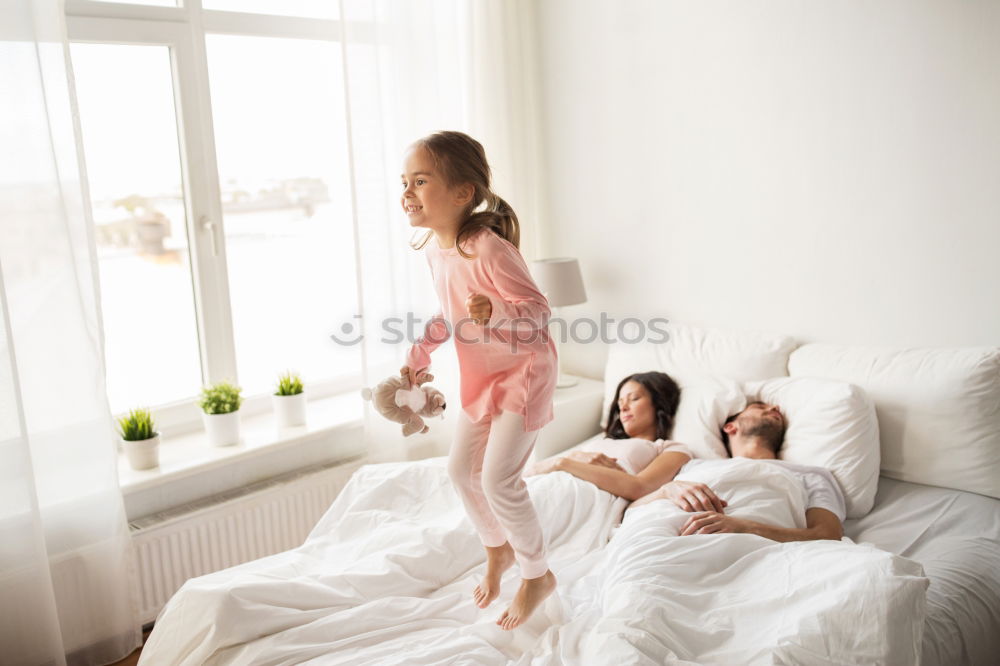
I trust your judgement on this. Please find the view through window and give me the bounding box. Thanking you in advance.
[205,34,359,397]
[69,10,362,416]
[71,42,202,414]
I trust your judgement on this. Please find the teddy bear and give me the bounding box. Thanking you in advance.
[360,371,447,437]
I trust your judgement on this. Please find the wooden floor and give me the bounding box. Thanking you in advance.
[109,628,150,666]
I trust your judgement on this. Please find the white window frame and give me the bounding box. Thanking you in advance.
[65,0,365,434]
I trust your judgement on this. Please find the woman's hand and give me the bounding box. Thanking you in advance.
[525,458,561,476]
[466,292,492,325]
[564,451,625,471]
[526,451,624,477]
[659,480,728,513]
[680,511,751,536]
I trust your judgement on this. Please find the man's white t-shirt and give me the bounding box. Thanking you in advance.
[680,458,847,523]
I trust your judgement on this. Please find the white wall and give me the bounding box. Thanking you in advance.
[534,0,1000,380]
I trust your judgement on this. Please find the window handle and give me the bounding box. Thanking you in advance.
[200,216,219,257]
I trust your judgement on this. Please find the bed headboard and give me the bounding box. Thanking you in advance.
[599,321,1000,501]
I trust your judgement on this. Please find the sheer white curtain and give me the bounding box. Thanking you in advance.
[339,0,546,462]
[0,1,142,664]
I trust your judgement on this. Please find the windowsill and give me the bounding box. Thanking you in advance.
[119,391,367,521]
[115,373,606,522]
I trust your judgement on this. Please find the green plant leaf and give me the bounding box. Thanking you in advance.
[274,371,304,396]
[117,407,156,441]
[198,381,243,414]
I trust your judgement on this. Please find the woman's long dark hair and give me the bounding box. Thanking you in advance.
[604,371,681,441]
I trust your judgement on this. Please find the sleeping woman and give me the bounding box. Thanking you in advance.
[527,372,725,513]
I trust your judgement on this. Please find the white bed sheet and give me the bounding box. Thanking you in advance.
[139,458,627,665]
[843,476,1000,666]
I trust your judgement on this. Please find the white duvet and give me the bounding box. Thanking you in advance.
[141,457,929,665]
[525,458,930,665]
[139,458,626,665]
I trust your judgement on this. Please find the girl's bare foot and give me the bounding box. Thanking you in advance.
[474,542,515,609]
[496,569,556,630]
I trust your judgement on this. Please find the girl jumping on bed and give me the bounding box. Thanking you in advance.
[399,131,558,630]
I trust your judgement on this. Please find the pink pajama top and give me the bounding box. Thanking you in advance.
[405,228,558,432]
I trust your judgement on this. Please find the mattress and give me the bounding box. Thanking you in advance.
[843,476,1000,666]
[141,462,997,665]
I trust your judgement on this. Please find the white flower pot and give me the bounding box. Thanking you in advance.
[122,434,160,470]
[203,410,240,447]
[273,392,306,428]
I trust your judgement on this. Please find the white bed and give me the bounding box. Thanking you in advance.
[139,458,946,665]
[843,477,1000,665]
[140,323,1000,665]
[138,458,629,665]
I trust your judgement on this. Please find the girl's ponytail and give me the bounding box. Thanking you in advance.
[462,192,519,251]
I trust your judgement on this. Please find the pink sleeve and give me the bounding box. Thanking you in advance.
[406,251,451,373]
[405,312,450,373]
[479,233,551,333]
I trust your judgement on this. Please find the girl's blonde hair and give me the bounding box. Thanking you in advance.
[408,131,520,258]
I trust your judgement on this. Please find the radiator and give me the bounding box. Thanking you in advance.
[129,457,367,625]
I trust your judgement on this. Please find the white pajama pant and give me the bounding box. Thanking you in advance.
[449,409,549,579]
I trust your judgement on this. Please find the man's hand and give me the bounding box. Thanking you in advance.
[564,451,625,471]
[680,511,750,536]
[466,292,492,325]
[659,480,728,513]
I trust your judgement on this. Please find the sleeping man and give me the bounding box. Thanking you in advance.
[628,401,845,541]
[558,403,923,666]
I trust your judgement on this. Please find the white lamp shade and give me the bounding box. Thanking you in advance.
[532,257,587,307]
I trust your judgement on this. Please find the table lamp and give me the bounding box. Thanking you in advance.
[531,257,587,388]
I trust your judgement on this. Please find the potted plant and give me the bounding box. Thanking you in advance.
[116,407,160,470]
[198,381,243,446]
[273,371,306,428]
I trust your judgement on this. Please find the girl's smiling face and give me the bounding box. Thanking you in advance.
[400,145,472,237]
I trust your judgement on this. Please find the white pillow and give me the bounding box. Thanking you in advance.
[600,322,797,429]
[743,377,881,519]
[788,343,1000,499]
[671,381,746,460]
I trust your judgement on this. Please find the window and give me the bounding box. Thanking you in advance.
[66,1,361,425]
[71,43,201,413]
[93,0,178,7]
[205,34,356,397]
[202,0,338,19]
